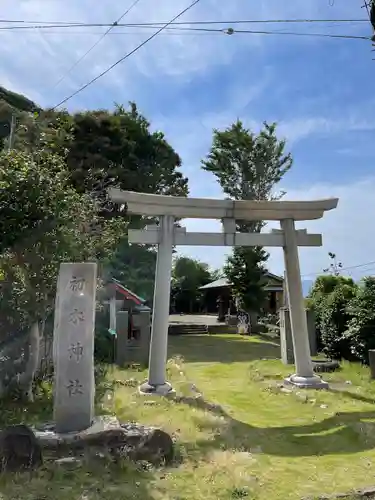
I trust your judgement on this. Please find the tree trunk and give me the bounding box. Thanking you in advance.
[18,321,40,402]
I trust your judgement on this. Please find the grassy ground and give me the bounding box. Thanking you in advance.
[2,334,375,499]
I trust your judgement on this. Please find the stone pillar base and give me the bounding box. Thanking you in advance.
[138,381,176,397]
[284,374,329,390]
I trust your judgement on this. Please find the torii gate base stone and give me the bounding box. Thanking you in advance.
[109,189,338,395]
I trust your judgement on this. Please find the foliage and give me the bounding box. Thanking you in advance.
[202,120,292,312]
[0,86,40,152]
[0,148,123,343]
[171,256,213,313]
[323,252,343,276]
[106,238,156,303]
[202,120,292,209]
[9,100,189,299]
[344,277,375,364]
[94,309,115,363]
[14,102,189,206]
[308,274,355,299]
[0,85,40,113]
[210,268,223,281]
[318,282,357,360]
[306,275,357,355]
[224,246,269,313]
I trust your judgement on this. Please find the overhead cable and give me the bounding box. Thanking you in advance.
[302,260,375,278]
[51,0,202,109]
[0,18,369,31]
[52,0,143,88]
[0,24,369,41]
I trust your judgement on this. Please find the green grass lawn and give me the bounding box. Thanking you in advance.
[2,334,375,499]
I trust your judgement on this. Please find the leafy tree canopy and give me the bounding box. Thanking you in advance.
[202,120,292,210]
[0,148,124,341]
[107,239,156,303]
[2,88,190,305]
[171,256,213,313]
[13,102,188,207]
[0,86,39,113]
[202,120,292,312]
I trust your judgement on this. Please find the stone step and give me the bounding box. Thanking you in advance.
[168,324,208,335]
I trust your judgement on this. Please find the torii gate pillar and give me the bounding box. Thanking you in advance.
[139,215,175,395]
[281,218,328,388]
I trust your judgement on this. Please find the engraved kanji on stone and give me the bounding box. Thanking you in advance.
[68,342,84,362]
[68,309,85,325]
[66,379,84,397]
[69,276,86,292]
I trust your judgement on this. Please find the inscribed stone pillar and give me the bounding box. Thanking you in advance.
[53,262,97,433]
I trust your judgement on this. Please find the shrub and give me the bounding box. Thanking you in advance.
[94,309,115,363]
[343,277,375,364]
[307,275,357,356]
[319,283,357,360]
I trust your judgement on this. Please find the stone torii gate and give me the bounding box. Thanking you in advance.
[109,188,338,395]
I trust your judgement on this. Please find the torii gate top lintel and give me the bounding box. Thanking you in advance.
[108,188,338,221]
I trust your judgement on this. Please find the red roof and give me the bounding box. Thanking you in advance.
[109,280,144,306]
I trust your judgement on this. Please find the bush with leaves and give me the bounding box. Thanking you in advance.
[171,256,213,313]
[343,277,375,364]
[0,148,124,399]
[306,275,357,353]
[318,281,357,360]
[0,149,124,336]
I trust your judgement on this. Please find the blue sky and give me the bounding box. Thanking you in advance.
[2,0,375,281]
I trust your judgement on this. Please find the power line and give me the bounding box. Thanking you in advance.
[0,19,84,24]
[1,29,223,37]
[51,0,202,110]
[0,24,370,41]
[231,28,369,41]
[0,18,369,30]
[302,260,375,278]
[52,0,142,89]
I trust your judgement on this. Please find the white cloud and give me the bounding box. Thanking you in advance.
[0,0,366,107]
[277,114,375,144]
[178,176,375,280]
[1,0,373,285]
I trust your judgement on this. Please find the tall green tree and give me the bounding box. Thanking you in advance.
[9,97,189,300]
[0,147,123,399]
[171,256,212,313]
[107,238,156,303]
[223,247,269,313]
[14,102,188,206]
[202,120,292,313]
